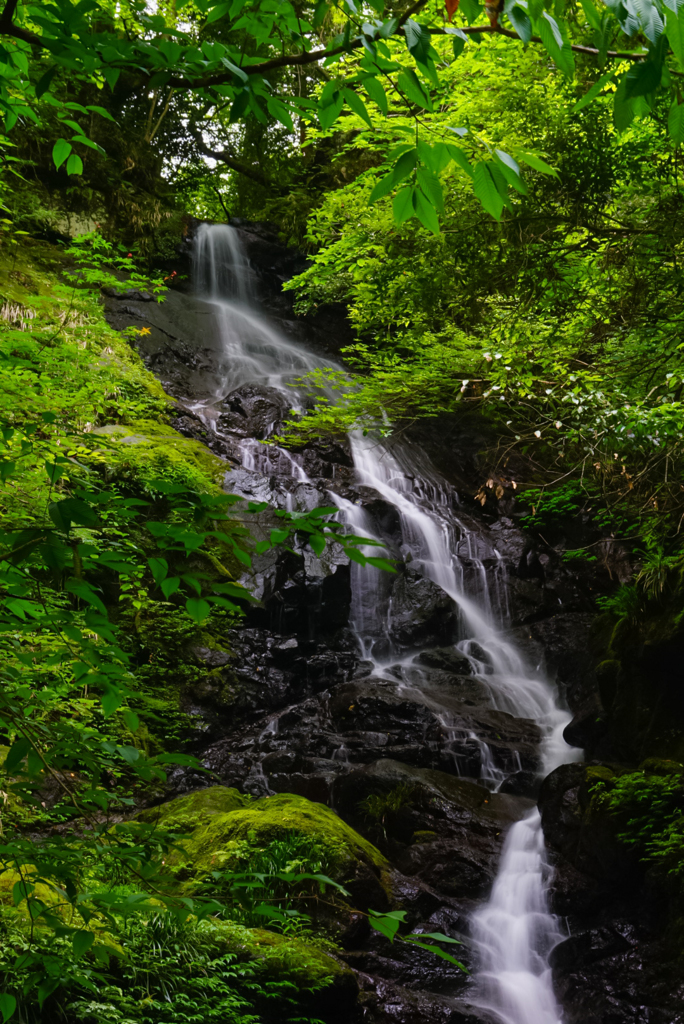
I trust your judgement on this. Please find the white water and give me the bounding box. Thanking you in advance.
[192,223,581,1024]
[192,223,328,404]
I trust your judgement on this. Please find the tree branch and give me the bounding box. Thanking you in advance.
[192,134,285,192]
[167,16,644,89]
[0,0,42,46]
[432,23,645,59]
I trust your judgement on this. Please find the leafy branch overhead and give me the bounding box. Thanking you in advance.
[1,0,682,228]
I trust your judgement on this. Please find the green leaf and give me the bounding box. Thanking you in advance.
[537,12,575,77]
[366,556,397,572]
[4,737,30,772]
[515,150,559,176]
[66,154,83,176]
[48,497,99,532]
[117,745,141,764]
[573,70,615,112]
[186,597,211,623]
[613,75,636,131]
[637,0,664,43]
[72,135,106,156]
[369,909,407,941]
[318,88,344,129]
[362,74,388,114]
[161,576,181,598]
[459,0,482,22]
[213,581,258,602]
[393,185,415,224]
[122,710,140,732]
[505,0,532,41]
[416,167,444,212]
[87,105,117,122]
[473,163,504,219]
[270,527,290,545]
[101,686,123,718]
[205,1,231,22]
[343,88,374,128]
[580,0,602,30]
[369,150,416,203]
[103,67,120,91]
[309,533,326,556]
[405,938,468,969]
[66,578,107,616]
[403,19,432,63]
[52,138,72,170]
[0,994,17,1022]
[446,25,468,57]
[12,879,33,905]
[624,61,662,98]
[666,5,684,68]
[266,96,294,131]
[148,557,169,584]
[35,67,57,99]
[72,930,95,958]
[397,69,432,110]
[232,545,252,567]
[669,98,684,144]
[413,189,441,233]
[37,979,59,1008]
[446,144,474,178]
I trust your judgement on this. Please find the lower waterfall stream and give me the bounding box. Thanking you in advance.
[190,222,581,1024]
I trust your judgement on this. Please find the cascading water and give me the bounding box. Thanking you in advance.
[191,223,580,1024]
[192,223,328,408]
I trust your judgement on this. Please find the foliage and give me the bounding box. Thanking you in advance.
[359,783,417,824]
[0,908,336,1023]
[0,235,393,1017]
[592,762,684,878]
[367,908,467,971]
[0,0,674,238]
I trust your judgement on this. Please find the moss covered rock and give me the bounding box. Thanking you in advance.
[138,786,390,909]
[93,419,226,491]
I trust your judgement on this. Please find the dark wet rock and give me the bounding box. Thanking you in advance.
[538,759,684,1024]
[504,613,598,714]
[333,759,533,907]
[551,920,684,1024]
[217,382,290,441]
[415,648,473,676]
[538,761,640,884]
[498,769,539,798]
[563,693,607,750]
[387,569,457,648]
[354,971,502,1024]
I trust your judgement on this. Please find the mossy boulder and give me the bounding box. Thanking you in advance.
[93,419,226,491]
[138,786,390,910]
[210,917,354,990]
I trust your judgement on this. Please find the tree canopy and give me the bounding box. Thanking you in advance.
[2,0,684,228]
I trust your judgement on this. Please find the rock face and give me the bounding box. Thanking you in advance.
[112,222,684,1023]
[538,762,684,1024]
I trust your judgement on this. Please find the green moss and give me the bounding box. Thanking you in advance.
[411,830,437,844]
[137,786,247,831]
[209,918,352,989]
[137,787,388,887]
[93,419,226,491]
[639,758,684,776]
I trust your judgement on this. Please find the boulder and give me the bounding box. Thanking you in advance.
[217,382,291,441]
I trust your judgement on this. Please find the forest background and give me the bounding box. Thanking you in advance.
[0,0,682,1020]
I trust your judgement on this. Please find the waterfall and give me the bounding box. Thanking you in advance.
[191,222,327,405]
[191,222,580,1024]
